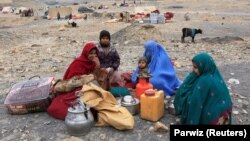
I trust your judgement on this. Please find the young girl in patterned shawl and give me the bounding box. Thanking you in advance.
[131,40,181,96]
[174,53,232,125]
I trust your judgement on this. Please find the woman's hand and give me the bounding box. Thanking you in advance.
[93,56,100,69]
[106,67,114,75]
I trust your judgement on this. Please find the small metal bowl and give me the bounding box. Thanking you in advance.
[118,97,140,115]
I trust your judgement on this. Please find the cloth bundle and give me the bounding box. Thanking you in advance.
[53,74,94,93]
[80,83,134,130]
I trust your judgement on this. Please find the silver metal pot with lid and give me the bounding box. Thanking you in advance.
[118,95,140,115]
[65,98,94,136]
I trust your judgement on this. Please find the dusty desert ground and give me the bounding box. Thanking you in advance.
[0,0,250,140]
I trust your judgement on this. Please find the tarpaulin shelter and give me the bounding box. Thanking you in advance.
[1,6,12,14]
[14,7,28,14]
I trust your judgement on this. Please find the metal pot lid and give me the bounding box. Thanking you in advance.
[68,100,88,113]
[119,96,140,106]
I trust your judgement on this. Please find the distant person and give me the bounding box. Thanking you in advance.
[96,30,123,88]
[83,14,88,20]
[57,12,61,21]
[47,42,100,120]
[120,1,128,7]
[120,12,124,22]
[69,13,72,20]
[132,40,181,96]
[184,12,190,21]
[174,53,232,125]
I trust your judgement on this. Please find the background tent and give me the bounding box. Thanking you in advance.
[1,6,12,14]
[48,7,72,19]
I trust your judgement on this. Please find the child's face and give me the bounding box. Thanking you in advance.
[138,60,147,69]
[100,37,110,47]
[88,49,97,61]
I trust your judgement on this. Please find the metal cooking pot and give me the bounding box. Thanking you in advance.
[65,99,94,136]
[118,95,140,115]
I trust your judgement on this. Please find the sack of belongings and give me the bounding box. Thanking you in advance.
[80,83,134,130]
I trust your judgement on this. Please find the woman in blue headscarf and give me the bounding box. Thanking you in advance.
[132,40,181,96]
[174,53,232,124]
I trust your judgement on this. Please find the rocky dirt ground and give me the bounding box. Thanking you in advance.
[0,0,249,140]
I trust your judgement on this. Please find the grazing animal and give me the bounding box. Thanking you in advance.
[181,28,202,43]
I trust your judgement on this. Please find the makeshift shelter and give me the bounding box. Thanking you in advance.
[48,7,72,19]
[15,7,28,14]
[1,6,12,14]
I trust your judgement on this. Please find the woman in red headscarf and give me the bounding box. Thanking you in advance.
[47,42,99,120]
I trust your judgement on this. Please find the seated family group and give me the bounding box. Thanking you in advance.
[47,30,232,127]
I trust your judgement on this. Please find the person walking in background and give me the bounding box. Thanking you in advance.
[174,53,232,125]
[132,40,181,96]
[69,13,72,20]
[57,12,61,21]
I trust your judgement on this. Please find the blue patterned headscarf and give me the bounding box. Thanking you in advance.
[132,40,181,96]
